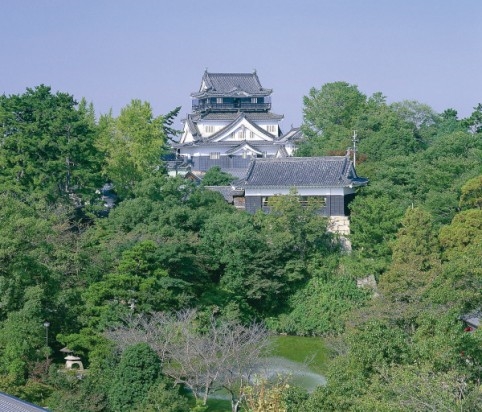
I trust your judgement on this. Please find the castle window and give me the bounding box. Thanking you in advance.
[299,196,325,207]
[267,125,277,134]
[262,197,270,207]
[251,98,257,104]
[216,98,223,104]
[210,152,220,159]
[205,125,215,133]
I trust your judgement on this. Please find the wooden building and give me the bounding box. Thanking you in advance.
[233,156,368,216]
[172,71,301,178]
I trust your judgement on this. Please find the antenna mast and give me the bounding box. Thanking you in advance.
[352,130,358,168]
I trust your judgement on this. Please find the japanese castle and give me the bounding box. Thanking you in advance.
[171,71,302,178]
[169,71,368,232]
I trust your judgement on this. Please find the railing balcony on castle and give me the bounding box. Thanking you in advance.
[192,102,271,112]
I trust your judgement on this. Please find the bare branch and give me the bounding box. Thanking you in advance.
[105,309,272,410]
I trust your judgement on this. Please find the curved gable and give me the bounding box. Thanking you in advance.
[208,114,276,142]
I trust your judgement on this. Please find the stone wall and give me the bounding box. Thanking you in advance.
[328,216,352,251]
[328,216,350,235]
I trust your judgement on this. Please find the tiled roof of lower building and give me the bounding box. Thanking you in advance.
[238,157,369,188]
[221,168,251,179]
[0,392,47,411]
[204,186,244,203]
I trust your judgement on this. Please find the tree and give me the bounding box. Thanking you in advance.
[106,310,271,412]
[439,209,482,260]
[83,240,192,328]
[349,191,405,259]
[198,191,334,317]
[198,211,271,316]
[97,100,172,198]
[276,274,369,336]
[356,364,482,411]
[201,166,235,186]
[108,343,161,411]
[356,106,424,162]
[0,85,102,202]
[299,82,367,155]
[241,375,295,412]
[134,381,189,412]
[258,190,331,263]
[463,103,482,134]
[380,207,440,304]
[0,286,47,384]
[0,194,84,377]
[459,175,482,210]
[390,100,439,130]
[0,195,54,319]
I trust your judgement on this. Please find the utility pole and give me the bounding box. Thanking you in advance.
[352,130,358,168]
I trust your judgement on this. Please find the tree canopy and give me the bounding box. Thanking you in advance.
[1,83,481,410]
[0,85,102,202]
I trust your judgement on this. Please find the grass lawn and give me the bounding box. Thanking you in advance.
[187,395,232,411]
[270,335,328,374]
[187,335,328,411]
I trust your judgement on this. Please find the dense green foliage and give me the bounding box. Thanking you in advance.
[96,100,173,199]
[0,83,480,410]
[295,83,482,411]
[201,166,236,186]
[0,86,102,202]
[108,343,161,411]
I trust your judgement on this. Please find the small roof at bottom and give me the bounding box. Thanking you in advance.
[0,392,47,411]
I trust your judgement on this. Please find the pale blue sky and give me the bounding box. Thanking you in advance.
[2,0,481,130]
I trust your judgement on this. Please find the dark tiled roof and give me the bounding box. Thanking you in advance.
[195,112,284,121]
[239,157,369,188]
[0,392,47,411]
[165,159,190,169]
[172,140,279,149]
[192,72,272,98]
[223,168,251,179]
[276,146,289,157]
[185,114,201,140]
[204,186,244,203]
[278,127,303,142]
[225,142,263,155]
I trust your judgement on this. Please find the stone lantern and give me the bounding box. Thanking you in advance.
[61,347,84,370]
[64,355,84,370]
